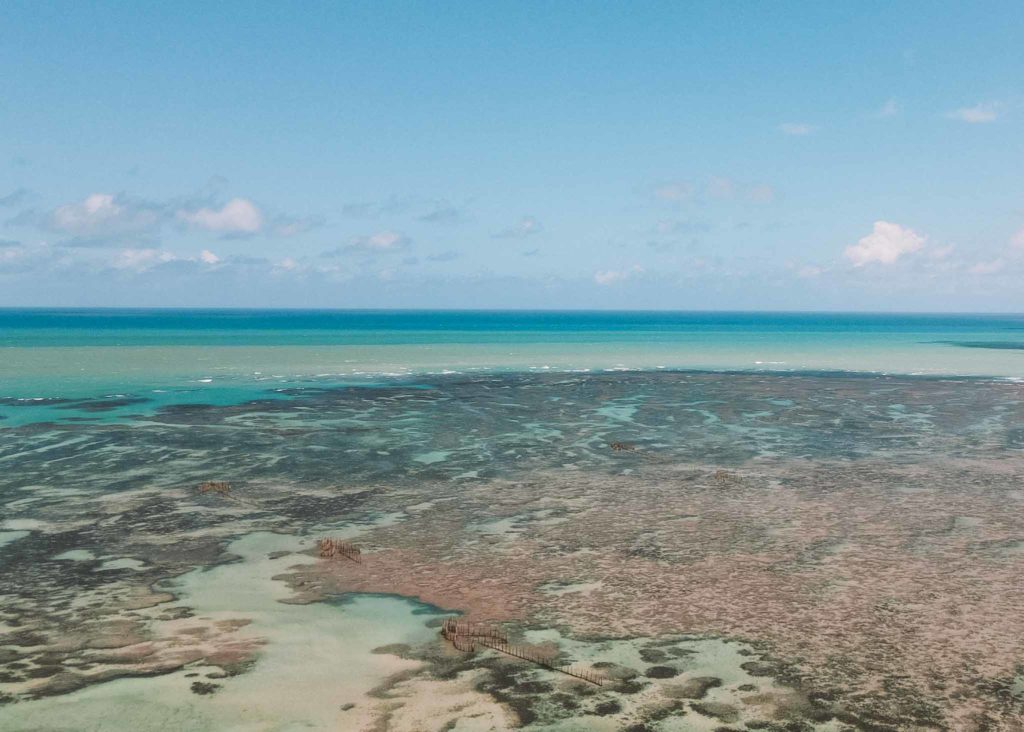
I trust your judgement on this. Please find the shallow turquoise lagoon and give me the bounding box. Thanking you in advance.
[2,309,1022,427]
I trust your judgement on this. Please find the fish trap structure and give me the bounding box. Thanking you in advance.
[195,480,264,509]
[608,441,664,462]
[713,469,741,485]
[440,617,603,686]
[317,537,362,563]
[198,481,231,494]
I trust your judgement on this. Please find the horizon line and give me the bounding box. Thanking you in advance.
[1,306,1024,317]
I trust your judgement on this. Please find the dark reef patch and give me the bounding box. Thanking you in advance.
[934,340,1024,351]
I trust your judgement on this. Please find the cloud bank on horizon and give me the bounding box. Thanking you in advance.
[0,2,1022,311]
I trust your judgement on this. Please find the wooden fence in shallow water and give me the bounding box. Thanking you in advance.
[310,545,601,685]
[316,538,362,563]
[441,618,604,686]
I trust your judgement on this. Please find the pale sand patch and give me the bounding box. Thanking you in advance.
[1,518,45,531]
[0,530,29,549]
[97,557,147,572]
[0,531,470,731]
[52,549,97,561]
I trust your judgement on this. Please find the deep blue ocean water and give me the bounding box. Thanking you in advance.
[3,308,1024,347]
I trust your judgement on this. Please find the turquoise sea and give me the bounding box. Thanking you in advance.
[1,308,1023,426]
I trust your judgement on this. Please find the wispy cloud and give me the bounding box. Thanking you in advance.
[0,242,59,274]
[652,182,693,202]
[747,184,776,204]
[177,197,264,236]
[8,192,169,247]
[418,202,461,223]
[111,248,177,272]
[779,122,817,136]
[323,230,412,257]
[874,99,899,118]
[14,189,312,248]
[968,258,1005,275]
[426,250,460,262]
[109,247,226,273]
[945,102,1000,124]
[0,188,29,208]
[650,178,777,208]
[706,176,736,200]
[493,216,541,239]
[844,221,926,266]
[654,219,712,236]
[341,196,411,219]
[271,213,324,237]
[594,264,644,286]
[353,230,410,251]
[796,265,824,279]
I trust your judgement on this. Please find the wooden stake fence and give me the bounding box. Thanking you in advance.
[317,538,362,563]
[195,481,263,509]
[608,442,664,463]
[198,481,232,494]
[441,617,603,686]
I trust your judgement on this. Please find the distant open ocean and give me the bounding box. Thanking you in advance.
[1,308,1023,426]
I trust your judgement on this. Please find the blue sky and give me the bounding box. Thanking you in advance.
[1,1,1022,310]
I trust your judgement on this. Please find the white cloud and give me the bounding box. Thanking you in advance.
[594,264,644,286]
[111,247,224,273]
[946,102,1000,124]
[177,197,264,235]
[365,230,405,250]
[969,258,1005,275]
[52,193,117,231]
[780,122,817,136]
[27,191,310,246]
[345,230,411,253]
[320,231,411,259]
[796,265,824,279]
[844,221,926,266]
[494,216,542,238]
[50,193,162,238]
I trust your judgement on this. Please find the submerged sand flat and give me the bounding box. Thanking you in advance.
[1,371,1023,730]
